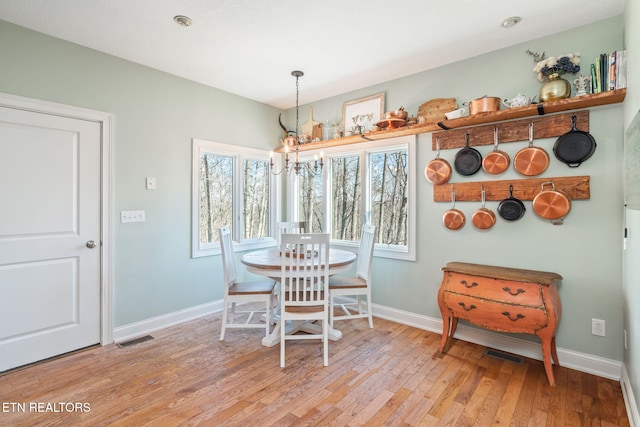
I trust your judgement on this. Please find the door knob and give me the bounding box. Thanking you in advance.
[86,240,97,249]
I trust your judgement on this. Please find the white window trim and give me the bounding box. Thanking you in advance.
[191,138,280,257]
[291,135,416,261]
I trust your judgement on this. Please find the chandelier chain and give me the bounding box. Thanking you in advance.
[270,70,323,176]
[296,74,299,139]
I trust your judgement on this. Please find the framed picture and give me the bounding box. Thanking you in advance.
[341,92,385,135]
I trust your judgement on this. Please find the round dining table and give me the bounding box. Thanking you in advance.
[240,247,357,347]
[241,247,356,278]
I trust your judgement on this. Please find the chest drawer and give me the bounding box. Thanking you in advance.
[444,272,543,307]
[442,292,548,334]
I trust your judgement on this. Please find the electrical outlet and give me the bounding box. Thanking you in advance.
[592,318,605,337]
[146,177,156,190]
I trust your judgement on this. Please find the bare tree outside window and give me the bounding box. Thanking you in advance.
[298,161,323,233]
[243,159,270,239]
[369,150,408,246]
[290,137,414,260]
[200,153,233,244]
[331,156,361,241]
[193,138,276,258]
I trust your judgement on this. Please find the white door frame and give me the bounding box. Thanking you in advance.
[0,91,114,345]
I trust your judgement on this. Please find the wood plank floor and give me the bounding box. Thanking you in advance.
[0,311,630,426]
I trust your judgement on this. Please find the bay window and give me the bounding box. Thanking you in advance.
[192,139,277,257]
[291,135,416,261]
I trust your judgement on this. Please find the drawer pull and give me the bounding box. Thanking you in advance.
[460,280,479,288]
[502,311,525,321]
[458,302,477,311]
[503,287,525,296]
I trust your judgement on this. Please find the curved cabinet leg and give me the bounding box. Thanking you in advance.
[540,333,556,386]
[450,316,458,337]
[439,313,451,353]
[551,336,560,366]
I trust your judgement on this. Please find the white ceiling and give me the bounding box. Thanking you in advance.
[0,0,625,109]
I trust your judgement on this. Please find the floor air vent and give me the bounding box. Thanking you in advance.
[484,348,524,364]
[116,335,154,348]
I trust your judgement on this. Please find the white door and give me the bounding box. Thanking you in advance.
[0,106,101,372]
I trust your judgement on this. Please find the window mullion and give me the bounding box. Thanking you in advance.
[362,150,370,226]
[233,154,241,243]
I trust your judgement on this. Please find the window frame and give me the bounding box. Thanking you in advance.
[288,135,416,261]
[191,138,280,257]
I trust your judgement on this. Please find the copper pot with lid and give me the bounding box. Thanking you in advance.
[482,127,510,175]
[464,96,501,115]
[514,121,549,176]
[425,138,452,184]
[442,187,465,231]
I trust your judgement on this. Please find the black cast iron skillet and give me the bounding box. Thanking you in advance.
[498,185,526,221]
[454,133,482,176]
[553,114,597,168]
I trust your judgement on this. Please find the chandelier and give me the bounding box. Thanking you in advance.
[270,70,324,176]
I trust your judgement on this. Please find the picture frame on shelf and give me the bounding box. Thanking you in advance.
[341,92,385,135]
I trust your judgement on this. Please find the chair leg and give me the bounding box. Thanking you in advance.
[280,323,286,368]
[329,295,335,327]
[220,298,228,341]
[367,291,374,328]
[230,302,236,323]
[323,315,329,366]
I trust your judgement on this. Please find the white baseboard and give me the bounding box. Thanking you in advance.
[621,364,640,427]
[371,302,623,381]
[113,298,624,382]
[112,300,223,343]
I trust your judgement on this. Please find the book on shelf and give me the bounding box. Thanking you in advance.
[590,50,626,94]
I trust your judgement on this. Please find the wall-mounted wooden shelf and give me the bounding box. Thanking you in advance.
[433,176,590,202]
[434,89,625,131]
[431,111,589,151]
[273,89,625,154]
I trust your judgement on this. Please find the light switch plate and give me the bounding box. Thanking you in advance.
[121,210,145,223]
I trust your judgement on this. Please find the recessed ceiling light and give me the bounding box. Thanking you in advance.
[501,16,521,28]
[174,15,192,27]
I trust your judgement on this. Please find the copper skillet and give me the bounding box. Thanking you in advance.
[472,185,496,230]
[442,187,465,230]
[532,182,571,225]
[424,137,452,184]
[514,121,549,176]
[482,127,510,175]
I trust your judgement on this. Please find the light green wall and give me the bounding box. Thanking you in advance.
[623,0,640,415]
[0,16,628,363]
[0,20,283,326]
[291,16,626,360]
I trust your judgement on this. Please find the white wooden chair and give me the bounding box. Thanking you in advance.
[329,224,376,328]
[279,232,330,367]
[218,226,277,341]
[276,221,306,247]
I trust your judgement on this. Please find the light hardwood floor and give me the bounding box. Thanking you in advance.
[0,311,630,426]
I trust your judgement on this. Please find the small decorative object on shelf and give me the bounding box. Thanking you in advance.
[502,93,536,108]
[573,73,591,96]
[531,51,581,102]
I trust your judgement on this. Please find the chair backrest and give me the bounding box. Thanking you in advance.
[280,233,330,308]
[277,221,306,247]
[218,226,236,289]
[355,225,376,281]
